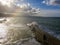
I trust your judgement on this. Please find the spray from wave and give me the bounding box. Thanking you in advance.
[0,17,41,45]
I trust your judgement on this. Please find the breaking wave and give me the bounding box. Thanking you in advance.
[0,17,41,45]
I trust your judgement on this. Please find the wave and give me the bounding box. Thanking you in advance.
[0,22,41,45]
[27,21,60,40]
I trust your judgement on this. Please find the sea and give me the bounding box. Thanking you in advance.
[0,16,60,45]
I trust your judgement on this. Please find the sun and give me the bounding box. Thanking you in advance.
[0,0,14,7]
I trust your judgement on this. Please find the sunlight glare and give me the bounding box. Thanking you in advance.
[0,0,14,7]
[0,24,7,38]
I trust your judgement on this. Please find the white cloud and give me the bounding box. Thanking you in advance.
[0,1,40,16]
[42,0,60,5]
[14,3,60,17]
[0,0,60,17]
[0,0,25,13]
[13,3,40,16]
[0,0,14,7]
[0,0,16,13]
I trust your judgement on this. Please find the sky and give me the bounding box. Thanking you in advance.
[0,0,60,17]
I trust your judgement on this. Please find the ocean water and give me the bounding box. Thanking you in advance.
[27,16,60,33]
[0,16,60,45]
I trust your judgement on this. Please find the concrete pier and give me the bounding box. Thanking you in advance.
[27,22,60,45]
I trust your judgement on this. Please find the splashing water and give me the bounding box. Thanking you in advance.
[0,17,41,45]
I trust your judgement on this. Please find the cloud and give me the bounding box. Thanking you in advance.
[0,0,40,17]
[13,3,40,16]
[0,0,25,14]
[42,0,60,5]
[0,0,60,17]
[35,9,60,17]
[0,0,15,13]
[0,0,14,7]
[14,3,60,17]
